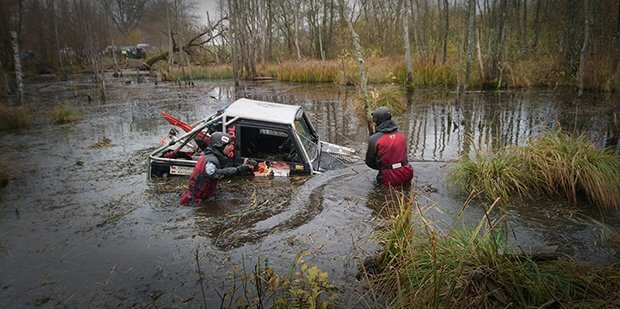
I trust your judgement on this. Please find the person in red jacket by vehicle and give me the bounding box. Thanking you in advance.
[365,107,413,186]
[179,132,254,206]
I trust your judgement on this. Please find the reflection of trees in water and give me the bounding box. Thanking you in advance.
[224,83,618,159]
[402,92,616,161]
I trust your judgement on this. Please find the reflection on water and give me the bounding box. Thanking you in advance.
[229,83,619,161]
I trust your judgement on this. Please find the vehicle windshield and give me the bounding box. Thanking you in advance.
[294,113,319,162]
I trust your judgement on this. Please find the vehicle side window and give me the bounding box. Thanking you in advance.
[238,125,302,164]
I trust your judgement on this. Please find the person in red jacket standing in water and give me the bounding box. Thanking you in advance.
[365,107,413,186]
[180,132,254,206]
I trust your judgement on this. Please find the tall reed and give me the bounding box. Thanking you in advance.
[449,130,620,209]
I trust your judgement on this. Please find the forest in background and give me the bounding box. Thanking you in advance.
[0,0,618,95]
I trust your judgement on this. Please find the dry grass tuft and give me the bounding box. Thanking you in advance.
[0,106,32,131]
[50,105,82,125]
[354,84,406,120]
[449,130,620,209]
[164,64,234,81]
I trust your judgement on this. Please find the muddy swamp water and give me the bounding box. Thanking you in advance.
[0,74,619,307]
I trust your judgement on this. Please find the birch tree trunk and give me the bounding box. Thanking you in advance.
[577,0,590,96]
[229,0,240,84]
[294,0,302,60]
[166,1,174,73]
[403,0,414,87]
[464,0,476,90]
[491,0,508,82]
[442,0,448,64]
[174,0,187,82]
[339,0,373,134]
[10,31,24,106]
[522,0,527,46]
[476,28,485,81]
[52,1,64,75]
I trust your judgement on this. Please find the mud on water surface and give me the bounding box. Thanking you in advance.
[0,74,619,307]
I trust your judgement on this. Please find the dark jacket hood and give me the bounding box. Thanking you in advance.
[375,119,398,133]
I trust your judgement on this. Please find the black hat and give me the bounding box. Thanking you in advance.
[210,132,233,148]
[371,107,392,125]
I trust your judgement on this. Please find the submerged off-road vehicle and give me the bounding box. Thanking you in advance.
[148,98,355,178]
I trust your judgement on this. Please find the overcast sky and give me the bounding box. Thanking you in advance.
[196,0,221,24]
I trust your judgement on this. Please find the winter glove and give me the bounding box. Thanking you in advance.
[244,158,258,167]
[237,164,253,175]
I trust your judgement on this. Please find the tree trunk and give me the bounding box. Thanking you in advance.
[522,0,527,46]
[339,0,373,134]
[52,1,64,74]
[606,0,620,91]
[166,1,174,73]
[294,0,302,60]
[0,60,10,95]
[175,0,187,82]
[477,27,485,81]
[577,0,590,96]
[532,0,541,49]
[403,0,413,87]
[266,1,273,62]
[464,0,476,90]
[491,0,508,82]
[228,0,239,83]
[442,0,448,64]
[10,31,24,106]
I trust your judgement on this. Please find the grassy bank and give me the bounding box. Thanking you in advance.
[368,194,620,308]
[449,130,620,209]
[0,106,32,131]
[50,105,82,125]
[157,52,618,92]
[162,64,234,81]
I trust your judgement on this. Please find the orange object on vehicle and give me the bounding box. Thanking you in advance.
[254,162,271,176]
[161,112,193,132]
[161,111,208,144]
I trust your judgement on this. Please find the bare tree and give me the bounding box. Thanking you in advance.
[10,31,23,105]
[464,0,476,90]
[100,0,150,34]
[442,0,448,64]
[577,0,590,96]
[144,16,227,69]
[166,0,174,72]
[403,0,413,87]
[339,0,372,134]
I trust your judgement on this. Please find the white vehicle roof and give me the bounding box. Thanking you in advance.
[223,98,301,125]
